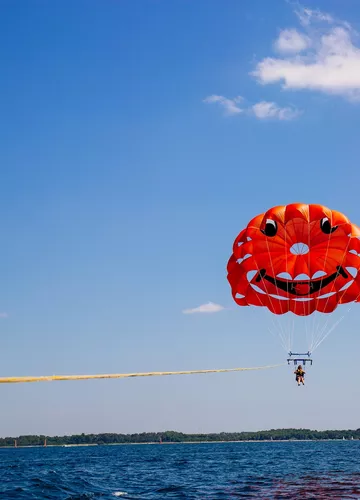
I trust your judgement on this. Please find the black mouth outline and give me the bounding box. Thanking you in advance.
[255,266,348,297]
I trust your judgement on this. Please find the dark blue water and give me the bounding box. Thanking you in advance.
[1,441,360,499]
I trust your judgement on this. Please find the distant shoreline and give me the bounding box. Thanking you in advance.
[1,438,359,449]
[2,429,359,448]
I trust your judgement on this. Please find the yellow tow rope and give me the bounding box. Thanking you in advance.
[0,363,285,384]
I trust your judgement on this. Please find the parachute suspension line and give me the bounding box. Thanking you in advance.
[278,314,295,354]
[309,219,334,351]
[234,236,283,349]
[0,364,286,384]
[264,300,288,351]
[290,316,295,353]
[249,271,288,352]
[308,223,346,351]
[238,258,287,352]
[310,234,353,352]
[320,234,351,311]
[314,253,360,350]
[306,215,313,339]
[262,295,289,352]
[310,316,332,352]
[264,237,291,351]
[268,325,289,353]
[311,313,346,352]
[310,312,330,353]
[319,271,360,350]
[310,307,319,353]
[312,284,360,353]
[247,239,289,352]
[304,301,311,352]
[285,224,294,353]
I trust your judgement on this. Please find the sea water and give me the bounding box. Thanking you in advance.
[1,441,360,499]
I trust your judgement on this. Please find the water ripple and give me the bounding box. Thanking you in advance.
[1,442,360,498]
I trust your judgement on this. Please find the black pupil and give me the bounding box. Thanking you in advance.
[321,218,335,234]
[264,221,277,237]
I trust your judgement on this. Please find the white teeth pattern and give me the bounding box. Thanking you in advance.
[311,271,327,279]
[237,254,251,265]
[250,283,266,294]
[276,272,293,280]
[245,266,357,302]
[317,292,336,299]
[294,274,310,281]
[274,271,335,281]
[346,267,358,278]
[339,280,354,292]
[269,294,288,300]
[247,270,258,282]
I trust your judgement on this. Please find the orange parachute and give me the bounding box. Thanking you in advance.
[227,203,360,316]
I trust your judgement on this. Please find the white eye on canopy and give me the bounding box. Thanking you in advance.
[320,217,338,234]
[261,219,277,237]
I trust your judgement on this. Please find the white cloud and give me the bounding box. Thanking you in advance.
[251,101,301,120]
[182,302,225,314]
[203,95,243,115]
[253,5,360,100]
[295,6,334,26]
[274,29,310,53]
[205,94,301,120]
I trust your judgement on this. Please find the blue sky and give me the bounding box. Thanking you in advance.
[2,0,360,437]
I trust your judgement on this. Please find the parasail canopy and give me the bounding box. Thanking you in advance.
[227,203,360,316]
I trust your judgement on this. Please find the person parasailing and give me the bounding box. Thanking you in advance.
[294,365,305,386]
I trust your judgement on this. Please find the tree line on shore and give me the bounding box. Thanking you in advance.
[1,429,360,447]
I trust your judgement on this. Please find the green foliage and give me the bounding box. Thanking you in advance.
[1,429,359,447]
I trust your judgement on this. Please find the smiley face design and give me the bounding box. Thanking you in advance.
[227,203,360,315]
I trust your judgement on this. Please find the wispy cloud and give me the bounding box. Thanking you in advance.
[253,5,360,100]
[204,95,300,121]
[203,95,243,115]
[295,6,334,26]
[182,302,225,314]
[251,101,301,120]
[0,313,8,318]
